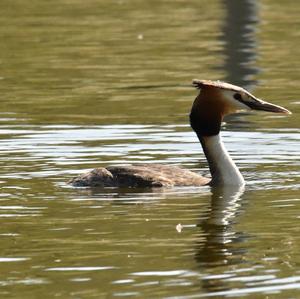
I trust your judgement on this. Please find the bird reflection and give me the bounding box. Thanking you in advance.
[195,185,248,292]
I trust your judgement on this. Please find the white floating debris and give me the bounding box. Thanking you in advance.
[176,223,183,233]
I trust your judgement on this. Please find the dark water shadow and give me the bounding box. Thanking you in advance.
[221,0,260,130]
[220,0,259,89]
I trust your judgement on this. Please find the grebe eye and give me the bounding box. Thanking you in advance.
[233,93,242,101]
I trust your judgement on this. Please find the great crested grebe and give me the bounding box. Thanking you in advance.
[69,80,290,188]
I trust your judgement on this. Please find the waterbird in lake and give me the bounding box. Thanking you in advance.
[69,80,291,188]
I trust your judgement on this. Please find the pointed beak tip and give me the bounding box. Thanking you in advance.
[286,109,292,115]
[279,107,292,115]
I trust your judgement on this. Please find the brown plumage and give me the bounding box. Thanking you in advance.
[69,164,210,188]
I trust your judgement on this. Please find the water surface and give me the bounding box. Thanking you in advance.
[0,0,299,298]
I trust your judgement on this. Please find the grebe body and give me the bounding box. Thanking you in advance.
[69,80,290,188]
[70,164,210,188]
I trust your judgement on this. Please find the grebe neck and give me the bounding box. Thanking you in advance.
[199,134,245,186]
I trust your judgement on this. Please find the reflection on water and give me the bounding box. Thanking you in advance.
[221,0,259,88]
[196,186,248,293]
[221,0,260,129]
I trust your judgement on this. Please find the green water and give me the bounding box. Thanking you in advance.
[0,0,299,298]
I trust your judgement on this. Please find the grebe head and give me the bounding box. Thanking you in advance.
[190,79,291,136]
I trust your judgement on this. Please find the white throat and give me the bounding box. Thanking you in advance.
[200,134,245,186]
